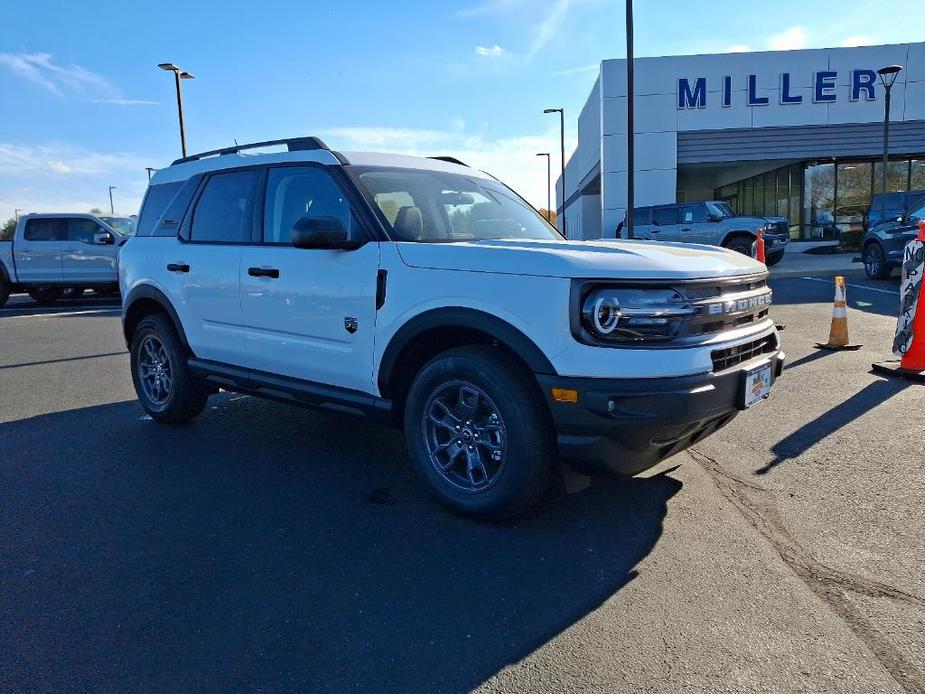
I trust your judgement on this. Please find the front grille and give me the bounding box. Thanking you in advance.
[711,335,776,372]
[681,276,773,337]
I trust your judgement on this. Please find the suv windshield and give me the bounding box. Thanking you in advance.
[352,166,560,243]
[707,202,736,219]
[99,216,136,236]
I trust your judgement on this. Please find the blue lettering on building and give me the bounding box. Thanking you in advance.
[676,68,880,109]
[747,75,769,106]
[851,69,877,101]
[678,77,706,109]
[779,73,802,104]
[813,71,838,102]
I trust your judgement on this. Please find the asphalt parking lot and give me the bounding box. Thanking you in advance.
[1,276,923,693]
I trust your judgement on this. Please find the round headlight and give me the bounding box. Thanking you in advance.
[592,295,621,334]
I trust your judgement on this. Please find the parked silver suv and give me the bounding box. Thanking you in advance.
[621,201,788,266]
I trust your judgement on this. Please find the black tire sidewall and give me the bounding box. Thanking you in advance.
[28,287,62,305]
[0,279,9,307]
[130,314,205,423]
[404,347,554,517]
[864,244,889,280]
[725,236,753,256]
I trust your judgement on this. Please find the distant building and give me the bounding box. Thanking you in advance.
[559,43,925,241]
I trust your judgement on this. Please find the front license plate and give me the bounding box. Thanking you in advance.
[743,362,772,408]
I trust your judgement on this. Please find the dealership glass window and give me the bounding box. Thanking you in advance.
[804,163,836,240]
[872,160,910,194]
[763,172,776,217]
[835,162,872,234]
[742,179,753,216]
[776,168,789,219]
[789,164,801,237]
[752,176,765,219]
[910,160,925,190]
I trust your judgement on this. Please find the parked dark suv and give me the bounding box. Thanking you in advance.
[862,199,925,279]
[867,189,925,231]
[619,201,788,266]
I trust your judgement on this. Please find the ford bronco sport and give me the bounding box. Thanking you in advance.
[119,137,784,518]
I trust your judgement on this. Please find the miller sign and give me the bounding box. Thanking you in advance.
[678,69,881,109]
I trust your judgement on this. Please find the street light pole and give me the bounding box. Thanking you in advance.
[877,65,903,223]
[544,108,565,235]
[158,63,195,158]
[14,208,22,221]
[108,186,117,214]
[625,0,635,239]
[536,153,551,223]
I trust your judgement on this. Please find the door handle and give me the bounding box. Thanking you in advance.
[167,263,190,273]
[248,267,280,278]
[681,227,691,232]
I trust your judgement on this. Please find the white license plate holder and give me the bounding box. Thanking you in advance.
[742,362,773,409]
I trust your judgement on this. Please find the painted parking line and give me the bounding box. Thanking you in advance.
[799,276,900,297]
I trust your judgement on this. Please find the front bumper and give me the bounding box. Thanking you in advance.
[537,349,785,476]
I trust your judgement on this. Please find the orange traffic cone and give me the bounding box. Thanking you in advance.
[752,228,766,263]
[815,275,861,351]
[872,220,925,382]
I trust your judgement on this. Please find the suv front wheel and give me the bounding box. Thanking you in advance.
[404,346,556,518]
[863,242,891,280]
[130,314,209,424]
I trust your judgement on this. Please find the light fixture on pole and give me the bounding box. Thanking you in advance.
[876,64,903,223]
[543,107,565,234]
[536,152,551,223]
[158,63,195,158]
[145,167,156,181]
[108,186,117,215]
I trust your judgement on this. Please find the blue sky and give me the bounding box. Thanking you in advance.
[1,0,923,222]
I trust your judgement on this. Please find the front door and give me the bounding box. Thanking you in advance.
[678,203,714,245]
[15,217,64,283]
[61,217,119,283]
[239,165,379,394]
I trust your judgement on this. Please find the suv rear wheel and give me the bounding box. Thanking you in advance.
[404,346,555,518]
[130,314,209,424]
[863,242,891,280]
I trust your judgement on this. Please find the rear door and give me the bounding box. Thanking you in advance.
[650,206,680,242]
[630,208,654,238]
[168,168,259,365]
[239,164,380,393]
[61,217,118,283]
[15,218,64,282]
[678,203,713,244]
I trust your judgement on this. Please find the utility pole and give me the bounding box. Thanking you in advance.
[877,65,903,223]
[625,0,635,239]
[544,108,566,235]
[158,63,195,158]
[108,186,117,215]
[536,152,551,222]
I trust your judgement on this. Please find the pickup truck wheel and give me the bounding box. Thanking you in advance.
[404,346,555,519]
[27,287,63,306]
[130,314,208,424]
[0,278,10,307]
[723,234,754,256]
[863,243,891,280]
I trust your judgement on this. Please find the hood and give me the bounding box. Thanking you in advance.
[396,238,766,280]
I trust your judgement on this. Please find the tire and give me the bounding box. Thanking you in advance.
[765,251,784,267]
[0,277,10,308]
[130,313,209,424]
[863,243,891,280]
[404,345,556,519]
[27,287,63,305]
[723,234,754,256]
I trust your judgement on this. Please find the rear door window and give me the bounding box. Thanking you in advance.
[653,207,678,225]
[24,218,66,241]
[633,208,653,225]
[190,170,259,243]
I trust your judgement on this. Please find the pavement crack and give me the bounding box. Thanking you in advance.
[688,446,925,694]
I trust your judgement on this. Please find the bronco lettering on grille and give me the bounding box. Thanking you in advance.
[706,292,772,315]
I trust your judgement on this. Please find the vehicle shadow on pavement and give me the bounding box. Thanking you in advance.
[756,378,910,475]
[0,395,682,693]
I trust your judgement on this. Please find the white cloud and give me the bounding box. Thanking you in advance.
[320,124,575,211]
[456,0,523,18]
[840,35,877,47]
[768,26,808,51]
[475,44,504,58]
[456,0,575,60]
[552,63,599,76]
[726,44,751,53]
[0,143,147,176]
[0,52,157,105]
[529,0,571,58]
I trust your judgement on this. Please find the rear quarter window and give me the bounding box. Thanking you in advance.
[136,182,184,236]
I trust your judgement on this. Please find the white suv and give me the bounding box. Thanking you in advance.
[120,137,783,518]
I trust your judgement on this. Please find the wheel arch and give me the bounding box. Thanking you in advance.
[720,229,756,247]
[378,307,557,421]
[123,285,191,352]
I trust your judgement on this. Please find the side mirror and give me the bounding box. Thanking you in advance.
[707,214,720,222]
[291,216,360,250]
[94,231,115,245]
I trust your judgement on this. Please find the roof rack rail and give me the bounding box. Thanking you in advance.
[428,156,469,167]
[171,136,332,165]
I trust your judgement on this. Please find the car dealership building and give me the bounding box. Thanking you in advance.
[559,42,925,241]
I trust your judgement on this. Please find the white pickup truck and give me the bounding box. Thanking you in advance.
[0,213,133,306]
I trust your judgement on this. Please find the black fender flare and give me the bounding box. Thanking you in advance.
[122,284,191,351]
[377,307,557,396]
[720,229,757,247]
[0,258,11,285]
